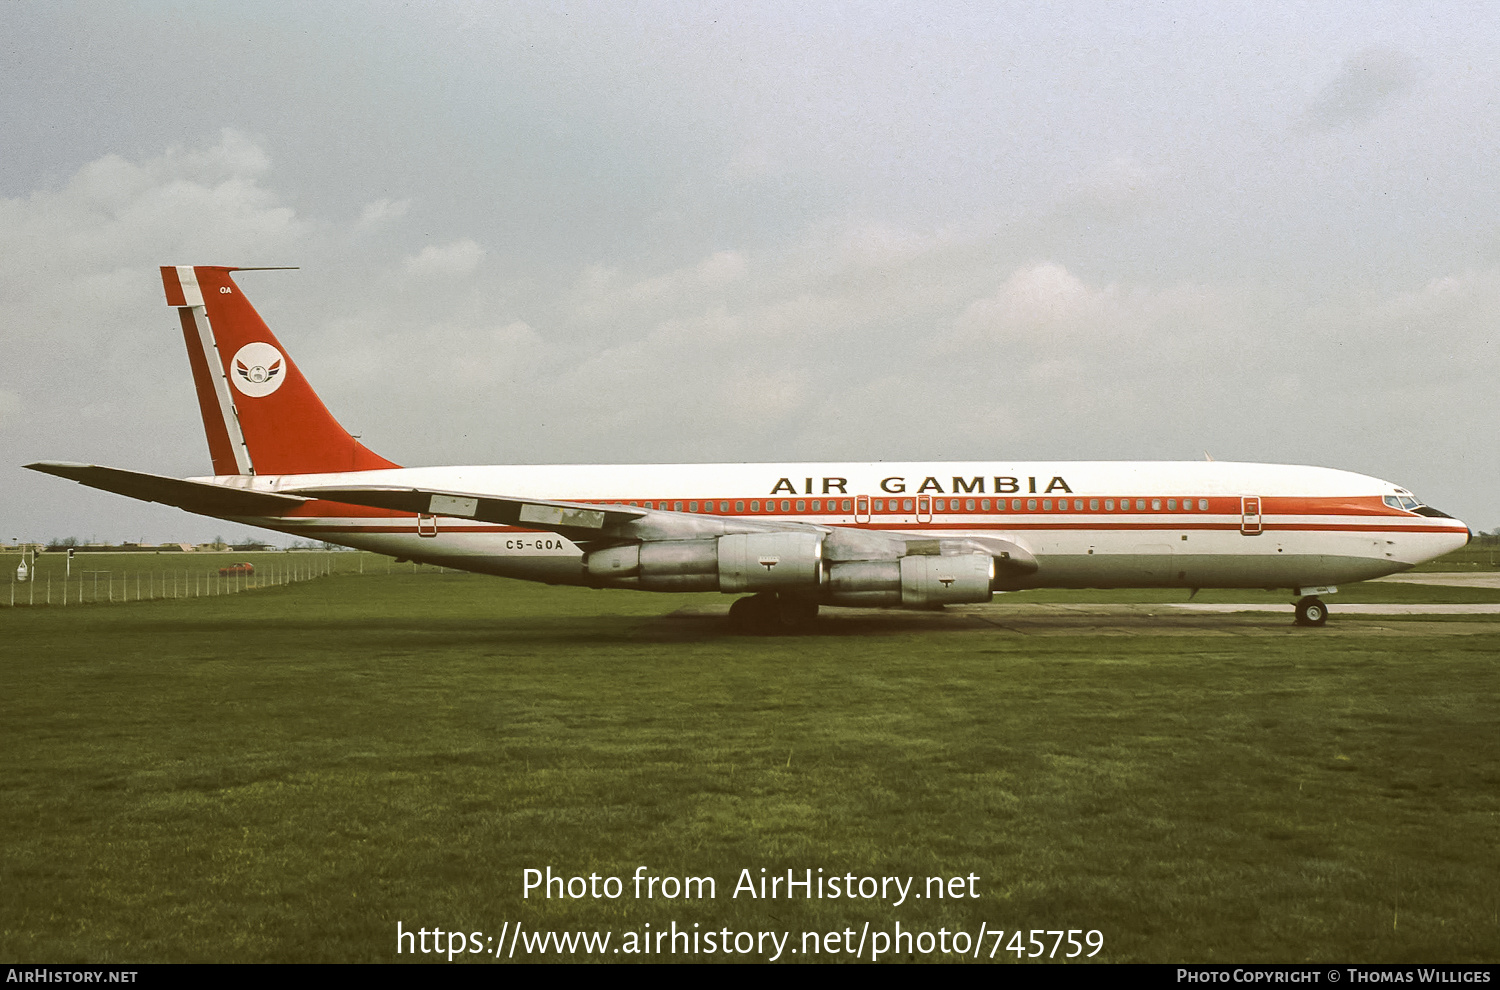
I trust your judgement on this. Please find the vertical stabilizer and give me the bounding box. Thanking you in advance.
[160,266,399,476]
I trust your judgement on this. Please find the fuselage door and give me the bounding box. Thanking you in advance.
[917,495,933,524]
[1240,497,1263,536]
[855,495,871,524]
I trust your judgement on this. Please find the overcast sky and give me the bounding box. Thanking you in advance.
[3,1,1497,544]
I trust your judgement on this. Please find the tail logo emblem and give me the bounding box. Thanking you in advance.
[229,342,287,398]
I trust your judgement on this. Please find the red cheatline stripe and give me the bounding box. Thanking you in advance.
[280,520,1462,537]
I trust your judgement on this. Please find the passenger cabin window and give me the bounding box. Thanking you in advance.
[735,501,744,512]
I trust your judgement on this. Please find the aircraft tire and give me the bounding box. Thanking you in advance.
[772,596,819,632]
[729,595,768,633]
[1295,596,1329,627]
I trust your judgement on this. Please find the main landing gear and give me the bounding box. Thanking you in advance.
[1294,596,1329,627]
[728,593,819,634]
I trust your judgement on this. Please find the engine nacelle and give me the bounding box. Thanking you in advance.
[899,553,994,606]
[718,532,823,592]
[825,553,995,607]
[585,532,824,593]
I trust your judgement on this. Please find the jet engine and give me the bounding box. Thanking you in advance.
[825,554,995,607]
[585,533,998,606]
[585,532,824,592]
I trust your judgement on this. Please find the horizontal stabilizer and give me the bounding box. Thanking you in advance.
[25,462,307,517]
[289,485,648,537]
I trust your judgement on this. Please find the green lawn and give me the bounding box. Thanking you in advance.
[2,573,1497,963]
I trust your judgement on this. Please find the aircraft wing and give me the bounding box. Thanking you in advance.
[287,484,659,541]
[25,462,309,517]
[290,483,1037,574]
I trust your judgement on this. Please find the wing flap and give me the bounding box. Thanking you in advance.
[25,462,307,516]
[288,485,645,537]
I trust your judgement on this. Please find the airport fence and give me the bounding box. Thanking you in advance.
[1,552,336,608]
[2,551,464,609]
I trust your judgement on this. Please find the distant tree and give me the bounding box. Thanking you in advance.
[47,536,79,548]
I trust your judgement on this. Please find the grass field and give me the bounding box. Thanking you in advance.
[2,568,1498,963]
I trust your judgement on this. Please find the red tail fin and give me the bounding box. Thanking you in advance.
[160,266,399,476]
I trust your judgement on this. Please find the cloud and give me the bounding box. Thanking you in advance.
[953,262,1226,360]
[356,197,411,230]
[402,239,486,277]
[0,128,303,293]
[957,262,1092,332]
[1306,48,1419,130]
[624,249,747,304]
[0,131,317,493]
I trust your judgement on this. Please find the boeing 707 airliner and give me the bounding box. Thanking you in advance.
[26,266,1471,630]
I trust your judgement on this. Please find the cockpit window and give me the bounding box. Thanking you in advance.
[1383,494,1424,511]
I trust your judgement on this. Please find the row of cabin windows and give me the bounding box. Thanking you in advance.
[613,497,1215,513]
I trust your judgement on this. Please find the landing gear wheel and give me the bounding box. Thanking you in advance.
[1295,596,1329,627]
[772,597,819,631]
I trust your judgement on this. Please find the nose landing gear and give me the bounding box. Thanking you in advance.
[1294,596,1329,627]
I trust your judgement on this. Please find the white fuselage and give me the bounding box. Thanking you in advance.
[200,460,1470,592]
